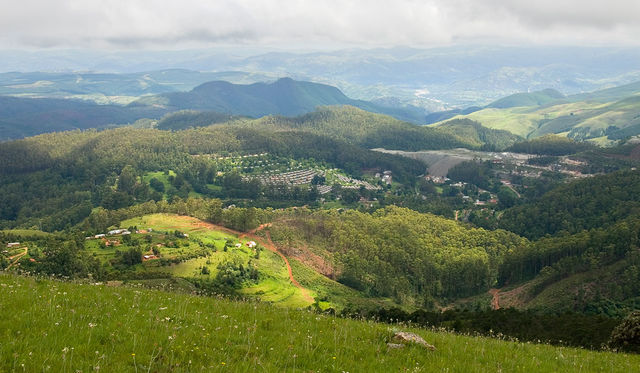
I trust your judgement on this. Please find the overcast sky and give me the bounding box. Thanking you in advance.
[1,0,640,50]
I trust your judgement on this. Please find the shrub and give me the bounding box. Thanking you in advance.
[609,311,640,353]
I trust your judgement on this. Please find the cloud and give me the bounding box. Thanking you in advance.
[1,0,639,49]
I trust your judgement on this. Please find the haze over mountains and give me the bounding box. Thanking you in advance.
[3,46,640,110]
[0,77,429,140]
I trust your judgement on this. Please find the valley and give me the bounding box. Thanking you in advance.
[2,40,640,371]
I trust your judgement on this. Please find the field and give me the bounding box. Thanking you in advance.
[0,274,638,372]
[116,214,314,308]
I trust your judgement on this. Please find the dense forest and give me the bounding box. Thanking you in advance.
[499,169,640,239]
[155,106,521,151]
[267,206,527,304]
[506,134,597,155]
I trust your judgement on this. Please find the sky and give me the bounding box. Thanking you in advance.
[1,0,640,50]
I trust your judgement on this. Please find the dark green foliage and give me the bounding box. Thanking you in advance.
[447,161,493,190]
[118,247,142,266]
[609,311,640,353]
[346,307,619,350]
[270,206,526,301]
[498,217,640,290]
[506,134,596,156]
[497,186,518,208]
[0,96,164,141]
[149,177,165,192]
[156,110,235,130]
[527,156,559,166]
[437,119,522,150]
[499,170,640,239]
[15,235,103,279]
[216,259,258,287]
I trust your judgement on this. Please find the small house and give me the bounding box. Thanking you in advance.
[7,242,20,248]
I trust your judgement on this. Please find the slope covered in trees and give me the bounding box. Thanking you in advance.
[267,206,527,305]
[506,134,597,155]
[0,125,424,231]
[0,96,165,140]
[163,106,520,151]
[498,169,640,239]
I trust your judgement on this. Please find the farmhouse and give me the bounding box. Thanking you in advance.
[108,229,131,236]
[7,242,20,248]
[246,241,257,248]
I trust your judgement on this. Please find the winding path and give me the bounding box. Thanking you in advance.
[489,288,501,310]
[6,247,28,270]
[241,226,314,304]
[172,217,313,304]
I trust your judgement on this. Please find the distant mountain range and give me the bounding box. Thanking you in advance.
[3,46,640,109]
[2,72,640,145]
[0,77,426,140]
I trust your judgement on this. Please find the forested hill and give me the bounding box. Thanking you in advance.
[0,125,425,231]
[133,77,427,123]
[158,106,522,151]
[499,169,640,239]
[0,96,165,141]
[506,135,597,155]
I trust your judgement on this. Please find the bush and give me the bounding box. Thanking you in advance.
[609,311,640,353]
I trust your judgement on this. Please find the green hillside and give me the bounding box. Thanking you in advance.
[498,169,640,239]
[0,124,425,231]
[487,88,565,109]
[569,80,640,103]
[157,106,520,151]
[267,206,526,304]
[436,118,523,150]
[156,110,238,131]
[1,273,638,372]
[432,81,640,141]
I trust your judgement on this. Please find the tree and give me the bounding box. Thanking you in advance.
[497,186,518,209]
[117,165,137,195]
[609,311,640,352]
[149,178,165,193]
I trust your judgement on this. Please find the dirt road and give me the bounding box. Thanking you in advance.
[171,216,314,304]
[241,227,314,304]
[489,288,501,310]
[6,247,28,269]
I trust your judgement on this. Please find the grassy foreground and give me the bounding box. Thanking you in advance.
[0,274,638,372]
